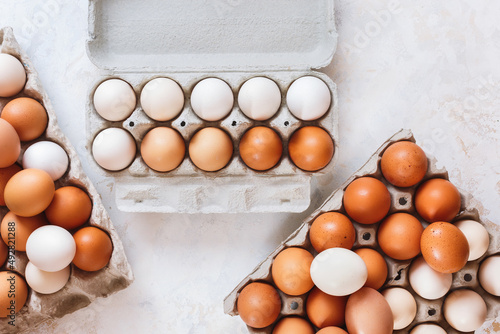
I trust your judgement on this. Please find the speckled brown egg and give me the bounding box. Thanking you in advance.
[188,127,233,172]
[377,212,424,260]
[1,97,48,141]
[239,126,283,171]
[420,221,469,273]
[306,286,347,328]
[72,226,113,272]
[4,168,55,217]
[0,119,21,168]
[343,177,391,224]
[309,212,356,253]
[45,186,92,230]
[272,317,314,334]
[0,164,22,206]
[354,248,388,290]
[380,141,428,187]
[0,271,28,318]
[140,127,185,172]
[288,126,334,172]
[237,282,281,329]
[415,178,461,222]
[272,247,314,296]
[1,211,47,251]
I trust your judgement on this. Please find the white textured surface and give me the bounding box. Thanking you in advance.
[0,0,499,333]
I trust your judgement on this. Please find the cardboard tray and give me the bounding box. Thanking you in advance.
[85,0,339,213]
[0,27,133,333]
[224,129,500,333]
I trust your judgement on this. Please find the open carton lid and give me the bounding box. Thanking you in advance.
[87,0,337,72]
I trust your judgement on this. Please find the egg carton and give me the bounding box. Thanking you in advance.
[223,129,500,334]
[0,27,133,333]
[85,0,339,214]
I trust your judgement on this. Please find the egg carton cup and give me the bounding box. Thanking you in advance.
[0,27,133,333]
[223,129,500,334]
[85,0,339,214]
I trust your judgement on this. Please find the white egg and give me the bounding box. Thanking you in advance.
[409,256,452,300]
[382,287,417,330]
[93,78,136,121]
[26,225,76,272]
[0,53,26,97]
[22,141,69,181]
[190,78,234,121]
[454,219,489,261]
[92,128,136,171]
[140,77,184,121]
[286,76,331,121]
[238,77,281,120]
[444,289,487,332]
[478,255,500,296]
[25,261,70,294]
[410,323,447,334]
[310,247,367,296]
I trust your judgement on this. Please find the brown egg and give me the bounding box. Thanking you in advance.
[420,222,469,273]
[271,247,314,296]
[0,271,28,318]
[72,227,113,272]
[1,97,48,141]
[0,119,21,168]
[288,126,334,171]
[345,287,394,334]
[377,213,424,260]
[0,239,7,267]
[306,287,347,328]
[237,282,281,329]
[1,211,47,251]
[140,127,185,172]
[380,141,428,187]
[343,177,391,224]
[354,248,388,290]
[45,186,92,230]
[415,178,461,222]
[272,317,314,334]
[4,168,55,217]
[239,126,283,171]
[309,212,356,253]
[317,327,349,334]
[188,127,233,172]
[0,164,22,206]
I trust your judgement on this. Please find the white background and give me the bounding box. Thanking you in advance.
[1,0,499,333]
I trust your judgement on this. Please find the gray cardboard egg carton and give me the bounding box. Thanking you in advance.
[85,0,338,214]
[223,129,500,334]
[0,27,133,333]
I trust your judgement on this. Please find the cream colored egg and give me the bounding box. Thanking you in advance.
[93,78,136,121]
[238,77,281,120]
[410,323,447,334]
[0,53,26,97]
[190,78,234,121]
[310,248,367,296]
[140,77,184,121]
[382,287,417,330]
[443,289,487,332]
[454,219,489,261]
[25,261,70,294]
[409,256,452,300]
[478,255,500,296]
[92,128,136,171]
[286,76,331,121]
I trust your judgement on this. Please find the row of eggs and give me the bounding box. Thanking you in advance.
[0,53,113,318]
[92,125,335,172]
[235,140,499,333]
[93,75,332,123]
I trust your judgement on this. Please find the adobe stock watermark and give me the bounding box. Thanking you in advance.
[340,0,403,62]
[420,74,499,155]
[206,0,243,18]
[16,0,62,49]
